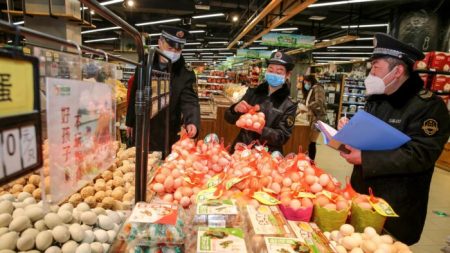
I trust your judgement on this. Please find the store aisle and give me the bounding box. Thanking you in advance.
[314,142,450,253]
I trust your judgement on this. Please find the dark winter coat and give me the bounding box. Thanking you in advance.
[126,55,200,152]
[351,72,450,245]
[224,81,298,153]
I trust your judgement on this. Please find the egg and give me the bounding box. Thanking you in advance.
[163,176,174,190]
[323,203,336,210]
[315,195,330,206]
[98,215,114,230]
[305,175,317,185]
[301,198,313,208]
[376,244,393,253]
[358,202,373,210]
[280,197,291,206]
[340,224,355,236]
[362,240,377,253]
[282,178,292,187]
[336,201,349,211]
[154,174,165,183]
[350,248,364,253]
[319,174,330,186]
[76,243,91,253]
[310,183,323,193]
[380,235,393,244]
[305,167,315,175]
[152,183,164,193]
[174,178,183,188]
[9,215,32,232]
[289,199,301,210]
[173,191,182,201]
[253,122,261,129]
[69,224,85,242]
[335,245,347,253]
[62,240,79,253]
[342,236,358,250]
[180,196,191,208]
[36,230,53,251]
[0,213,12,227]
[0,231,18,250]
[364,226,378,238]
[330,230,341,241]
[52,225,70,243]
[162,194,174,203]
[270,183,281,194]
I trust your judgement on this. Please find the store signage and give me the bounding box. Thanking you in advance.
[262,33,315,48]
[46,78,115,203]
[236,49,273,59]
[0,52,42,184]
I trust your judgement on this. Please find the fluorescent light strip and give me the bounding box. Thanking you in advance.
[271,27,298,31]
[183,48,229,52]
[136,18,181,27]
[313,52,373,55]
[208,41,228,44]
[200,53,214,55]
[192,13,224,19]
[314,56,368,60]
[315,60,352,63]
[81,26,121,34]
[84,37,118,43]
[218,52,234,55]
[328,46,374,49]
[186,42,202,45]
[182,53,196,56]
[341,23,389,29]
[356,37,374,41]
[254,40,263,43]
[149,33,162,36]
[249,47,268,50]
[189,30,206,34]
[309,0,378,8]
[13,21,24,25]
[81,0,123,10]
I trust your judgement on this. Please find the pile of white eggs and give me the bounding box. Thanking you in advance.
[0,193,126,253]
[324,224,412,253]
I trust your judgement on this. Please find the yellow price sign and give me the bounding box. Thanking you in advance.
[0,56,35,118]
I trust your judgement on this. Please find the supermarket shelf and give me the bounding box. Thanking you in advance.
[199,90,223,93]
[343,101,366,106]
[341,111,356,115]
[197,75,228,78]
[345,84,366,89]
[344,93,365,97]
[434,91,450,95]
[197,82,225,86]
[415,69,450,75]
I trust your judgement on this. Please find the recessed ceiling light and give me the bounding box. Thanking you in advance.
[232,15,239,22]
[126,0,135,7]
[309,16,326,21]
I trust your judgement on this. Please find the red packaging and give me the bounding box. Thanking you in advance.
[429,52,448,71]
[431,75,447,91]
[414,52,432,70]
[439,95,449,105]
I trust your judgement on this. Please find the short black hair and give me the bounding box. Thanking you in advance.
[382,56,410,77]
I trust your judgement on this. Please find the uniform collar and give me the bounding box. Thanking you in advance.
[367,72,423,108]
[255,81,291,102]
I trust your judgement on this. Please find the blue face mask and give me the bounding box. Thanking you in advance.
[265,72,285,87]
[304,82,311,90]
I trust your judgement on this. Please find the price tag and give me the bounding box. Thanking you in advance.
[0,52,42,185]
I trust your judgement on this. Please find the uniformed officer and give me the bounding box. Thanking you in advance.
[126,26,200,151]
[224,51,298,153]
[338,33,450,245]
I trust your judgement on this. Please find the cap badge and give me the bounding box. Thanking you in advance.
[176,31,184,38]
[275,52,283,59]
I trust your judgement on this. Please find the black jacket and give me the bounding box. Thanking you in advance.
[350,72,450,245]
[225,82,298,153]
[126,56,201,152]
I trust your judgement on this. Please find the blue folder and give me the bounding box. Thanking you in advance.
[333,110,411,150]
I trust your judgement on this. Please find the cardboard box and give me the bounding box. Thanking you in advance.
[431,75,448,91]
[414,52,432,70]
[429,52,449,71]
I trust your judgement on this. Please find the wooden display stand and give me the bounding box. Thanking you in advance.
[436,142,450,172]
[198,105,310,154]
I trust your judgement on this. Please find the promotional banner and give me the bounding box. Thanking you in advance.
[46,78,115,203]
[236,49,273,59]
[262,33,315,48]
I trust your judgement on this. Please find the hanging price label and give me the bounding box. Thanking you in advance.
[0,52,42,184]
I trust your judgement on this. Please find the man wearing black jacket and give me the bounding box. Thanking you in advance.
[126,26,200,152]
[225,51,298,153]
[339,33,450,245]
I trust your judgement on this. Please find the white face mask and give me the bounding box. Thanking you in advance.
[161,50,181,63]
[364,66,398,95]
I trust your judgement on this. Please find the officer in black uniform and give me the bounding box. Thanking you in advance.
[339,33,450,245]
[225,51,298,153]
[126,26,200,152]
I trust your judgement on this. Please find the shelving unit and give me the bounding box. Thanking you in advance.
[316,74,345,128]
[340,77,366,119]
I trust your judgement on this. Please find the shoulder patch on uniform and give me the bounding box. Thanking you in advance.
[418,90,433,100]
[422,118,439,136]
[286,115,295,128]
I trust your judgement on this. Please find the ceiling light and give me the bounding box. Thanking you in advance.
[13,21,24,25]
[218,52,234,55]
[186,42,202,45]
[126,0,135,7]
[327,46,374,49]
[200,52,213,55]
[189,30,206,34]
[208,41,228,44]
[194,0,210,10]
[149,33,162,36]
[136,18,181,27]
[356,37,374,41]
[81,0,123,10]
[81,26,121,34]
[249,46,268,50]
[90,10,95,15]
[271,27,298,32]
[183,48,229,52]
[196,24,207,28]
[192,13,224,19]
[7,40,12,43]
[182,53,196,56]
[341,23,389,29]
[322,39,330,42]
[312,52,373,55]
[254,40,262,43]
[232,15,239,22]
[84,37,118,43]
[309,0,378,8]
[309,16,326,21]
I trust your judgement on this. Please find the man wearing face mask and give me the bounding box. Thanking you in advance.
[126,26,200,152]
[225,51,298,153]
[338,33,450,245]
[299,75,326,160]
